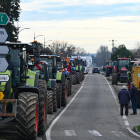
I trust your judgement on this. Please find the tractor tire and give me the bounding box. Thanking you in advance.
[106,68,110,77]
[61,78,67,107]
[69,76,72,95]
[112,73,118,85]
[82,71,84,80]
[37,79,47,136]
[72,74,76,85]
[16,92,38,140]
[56,82,62,108]
[47,90,53,114]
[76,72,80,84]
[67,79,70,96]
[53,83,57,112]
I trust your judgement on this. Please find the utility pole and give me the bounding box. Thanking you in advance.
[109,40,117,53]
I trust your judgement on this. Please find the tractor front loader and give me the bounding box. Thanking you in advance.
[0,42,47,140]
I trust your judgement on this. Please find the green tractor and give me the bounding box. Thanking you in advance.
[28,54,58,114]
[37,55,68,108]
[0,43,48,139]
[73,58,84,84]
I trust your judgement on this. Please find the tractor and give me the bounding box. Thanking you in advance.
[62,57,72,96]
[105,60,115,77]
[72,57,84,84]
[40,55,68,107]
[70,58,77,85]
[0,42,47,139]
[126,62,140,108]
[112,58,130,85]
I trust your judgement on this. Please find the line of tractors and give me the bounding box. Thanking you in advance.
[105,57,140,108]
[0,41,86,140]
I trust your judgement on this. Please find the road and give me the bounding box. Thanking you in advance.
[46,71,139,140]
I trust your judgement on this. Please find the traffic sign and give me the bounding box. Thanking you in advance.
[0,75,9,82]
[0,12,9,25]
[0,46,9,54]
[0,58,9,72]
[0,28,9,43]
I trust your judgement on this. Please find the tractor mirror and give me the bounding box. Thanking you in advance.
[34,51,40,64]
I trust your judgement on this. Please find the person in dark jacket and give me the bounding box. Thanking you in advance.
[130,82,138,115]
[118,85,131,116]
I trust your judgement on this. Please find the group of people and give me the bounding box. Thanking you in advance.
[118,82,137,116]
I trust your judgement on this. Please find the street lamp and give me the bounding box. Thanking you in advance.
[34,35,44,40]
[44,37,52,48]
[18,28,30,41]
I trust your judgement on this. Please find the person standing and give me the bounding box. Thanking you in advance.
[118,85,131,116]
[130,82,138,115]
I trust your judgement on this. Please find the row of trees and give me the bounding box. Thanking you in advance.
[95,46,111,66]
[40,41,88,57]
[95,44,135,67]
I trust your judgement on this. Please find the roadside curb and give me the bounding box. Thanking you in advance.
[104,75,140,138]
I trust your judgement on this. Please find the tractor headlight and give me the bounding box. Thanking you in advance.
[2,86,4,89]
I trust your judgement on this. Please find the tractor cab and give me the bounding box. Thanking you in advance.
[112,58,131,84]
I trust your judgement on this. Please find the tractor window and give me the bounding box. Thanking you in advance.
[119,60,129,71]
[7,48,20,87]
[40,58,53,78]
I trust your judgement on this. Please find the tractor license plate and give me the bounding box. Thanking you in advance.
[0,92,4,100]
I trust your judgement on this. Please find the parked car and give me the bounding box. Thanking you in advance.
[92,67,100,74]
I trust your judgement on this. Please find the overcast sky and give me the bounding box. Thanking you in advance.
[18,0,140,53]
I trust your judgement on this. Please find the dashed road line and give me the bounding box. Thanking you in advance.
[65,130,76,136]
[46,84,85,140]
[123,115,127,119]
[103,75,140,138]
[124,120,129,126]
[81,74,87,85]
[88,130,102,136]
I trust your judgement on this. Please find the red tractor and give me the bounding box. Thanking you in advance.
[106,60,115,77]
[112,58,130,85]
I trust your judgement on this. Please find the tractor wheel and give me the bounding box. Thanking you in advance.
[112,73,118,85]
[53,83,57,112]
[47,90,53,114]
[69,75,72,95]
[72,74,76,85]
[76,72,80,84]
[61,78,67,107]
[82,71,84,80]
[17,92,38,140]
[106,68,110,77]
[37,79,47,136]
[56,83,62,108]
[67,79,70,96]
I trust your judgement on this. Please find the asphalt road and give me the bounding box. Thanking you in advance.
[46,72,139,140]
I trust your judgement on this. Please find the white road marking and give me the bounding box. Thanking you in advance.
[46,75,87,140]
[88,130,102,136]
[65,130,76,136]
[103,75,140,138]
[81,74,88,85]
[103,75,120,109]
[111,131,120,137]
[127,127,140,138]
[124,120,129,126]
[123,115,127,119]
